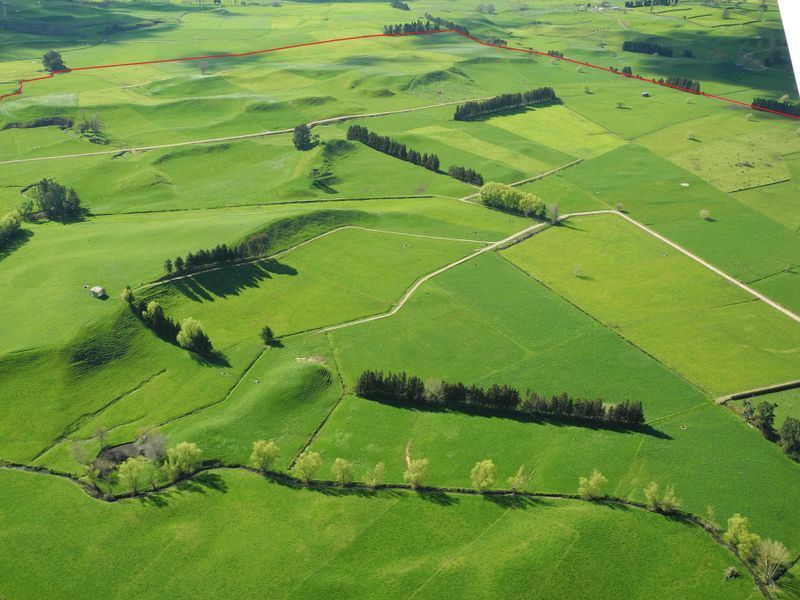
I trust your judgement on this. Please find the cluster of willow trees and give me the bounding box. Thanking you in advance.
[355,370,646,425]
[21,179,81,221]
[347,125,440,171]
[479,182,546,218]
[453,87,557,120]
[0,210,22,249]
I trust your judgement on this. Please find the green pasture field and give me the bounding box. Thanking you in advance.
[0,468,759,600]
[636,111,800,193]
[730,389,800,428]
[2,0,799,596]
[0,197,523,355]
[503,214,800,396]
[554,144,800,312]
[148,227,483,348]
[316,250,800,548]
[0,135,471,214]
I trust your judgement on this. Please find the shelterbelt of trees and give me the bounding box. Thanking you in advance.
[752,97,800,116]
[622,40,673,57]
[347,124,440,171]
[355,370,646,425]
[453,87,557,120]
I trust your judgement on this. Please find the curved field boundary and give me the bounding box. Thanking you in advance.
[317,209,800,336]
[2,28,799,121]
[0,462,767,595]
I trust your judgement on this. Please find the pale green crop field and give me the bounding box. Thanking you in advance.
[503,214,800,396]
[0,468,759,600]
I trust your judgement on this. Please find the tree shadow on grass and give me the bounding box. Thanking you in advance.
[483,494,541,509]
[363,398,672,440]
[269,474,402,499]
[417,490,459,506]
[175,259,298,301]
[175,471,229,495]
[190,349,231,368]
[0,229,32,262]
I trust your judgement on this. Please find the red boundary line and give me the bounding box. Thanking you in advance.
[1,28,798,120]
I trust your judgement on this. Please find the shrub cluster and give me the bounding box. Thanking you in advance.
[453,87,557,120]
[547,50,564,58]
[622,40,673,57]
[389,0,409,10]
[659,76,700,92]
[347,125,440,171]
[21,179,81,221]
[486,37,507,46]
[0,210,22,249]
[131,299,213,355]
[752,97,800,117]
[355,370,646,425]
[479,182,546,218]
[448,165,484,185]
[743,398,800,462]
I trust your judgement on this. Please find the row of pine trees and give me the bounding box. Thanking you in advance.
[453,87,557,120]
[355,370,646,425]
[346,125,440,171]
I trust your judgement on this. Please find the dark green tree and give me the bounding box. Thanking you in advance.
[261,325,275,346]
[164,259,173,274]
[753,401,777,437]
[42,50,66,72]
[293,124,313,150]
[779,417,800,460]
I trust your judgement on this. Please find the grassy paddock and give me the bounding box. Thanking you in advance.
[0,468,759,599]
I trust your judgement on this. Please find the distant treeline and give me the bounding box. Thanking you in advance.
[1,116,73,131]
[453,87,557,120]
[624,0,679,6]
[347,125,440,171]
[424,14,469,35]
[355,370,646,425]
[752,98,800,117]
[659,76,700,92]
[622,40,673,57]
[448,166,484,185]
[389,0,409,10]
[383,20,440,35]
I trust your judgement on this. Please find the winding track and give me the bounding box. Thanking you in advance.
[0,96,494,166]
